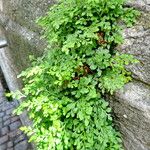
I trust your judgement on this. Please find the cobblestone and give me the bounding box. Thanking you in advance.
[6,108,14,115]
[7,141,13,148]
[0,144,7,150]
[9,121,21,131]
[1,126,9,135]
[0,112,5,117]
[0,135,8,144]
[11,116,20,123]
[7,148,13,150]
[14,134,27,144]
[3,119,11,126]
[3,115,11,121]
[14,141,28,150]
[8,130,22,138]
[0,79,31,150]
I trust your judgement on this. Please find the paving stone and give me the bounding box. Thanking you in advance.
[9,121,21,131]
[0,92,4,99]
[11,116,20,123]
[0,135,8,144]
[3,115,11,121]
[2,103,14,111]
[14,141,28,150]
[1,126,9,135]
[4,119,11,126]
[6,108,14,115]
[0,76,30,149]
[8,130,22,138]
[7,141,13,148]
[14,134,26,144]
[0,112,5,117]
[0,143,7,150]
[7,148,14,150]
[0,122,2,128]
[0,101,3,105]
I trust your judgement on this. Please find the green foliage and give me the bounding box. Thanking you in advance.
[12,0,139,149]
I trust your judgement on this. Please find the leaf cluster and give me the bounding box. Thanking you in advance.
[12,0,139,150]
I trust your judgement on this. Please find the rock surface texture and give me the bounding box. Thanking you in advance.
[110,0,150,150]
[0,0,150,150]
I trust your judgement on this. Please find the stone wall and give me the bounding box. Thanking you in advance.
[0,0,55,72]
[110,1,150,150]
[0,0,150,150]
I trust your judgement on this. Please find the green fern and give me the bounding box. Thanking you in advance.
[11,0,139,149]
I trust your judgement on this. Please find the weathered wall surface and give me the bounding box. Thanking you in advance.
[0,0,150,150]
[0,0,56,72]
[110,1,150,150]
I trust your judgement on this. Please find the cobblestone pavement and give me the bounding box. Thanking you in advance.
[0,77,31,150]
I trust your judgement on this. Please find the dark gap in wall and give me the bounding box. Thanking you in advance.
[0,66,13,101]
